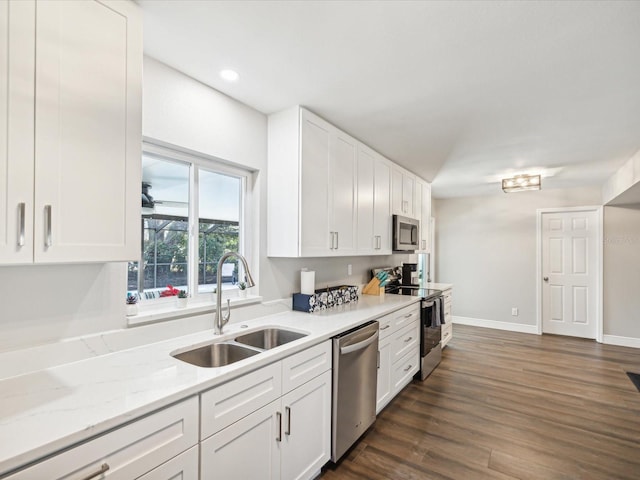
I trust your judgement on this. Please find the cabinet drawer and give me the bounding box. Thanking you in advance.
[137,445,198,480]
[7,397,199,480]
[378,313,394,340]
[391,347,419,395]
[442,323,453,347]
[393,304,420,330]
[201,362,281,440]
[391,320,419,364]
[281,340,331,394]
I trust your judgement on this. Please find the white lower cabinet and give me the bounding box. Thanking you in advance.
[6,397,199,479]
[376,303,421,413]
[441,287,454,348]
[280,370,332,480]
[376,335,392,414]
[200,341,332,480]
[201,399,281,480]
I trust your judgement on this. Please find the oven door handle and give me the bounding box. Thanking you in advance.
[423,301,435,307]
[340,330,379,355]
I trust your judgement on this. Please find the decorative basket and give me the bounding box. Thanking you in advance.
[292,285,359,313]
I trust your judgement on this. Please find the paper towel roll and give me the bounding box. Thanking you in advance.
[301,269,315,295]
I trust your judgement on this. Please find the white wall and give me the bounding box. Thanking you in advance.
[0,56,412,354]
[433,186,602,327]
[603,205,640,339]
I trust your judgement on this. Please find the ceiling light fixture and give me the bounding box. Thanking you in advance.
[502,174,541,193]
[219,69,239,82]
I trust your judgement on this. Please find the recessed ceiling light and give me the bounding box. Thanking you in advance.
[219,69,239,82]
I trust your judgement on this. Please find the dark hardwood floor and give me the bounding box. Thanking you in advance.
[321,324,640,480]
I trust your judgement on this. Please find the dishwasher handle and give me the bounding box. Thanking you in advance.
[340,330,379,355]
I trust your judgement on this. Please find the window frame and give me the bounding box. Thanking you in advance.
[132,139,255,306]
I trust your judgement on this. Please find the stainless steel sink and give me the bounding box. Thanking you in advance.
[234,328,307,350]
[172,342,259,368]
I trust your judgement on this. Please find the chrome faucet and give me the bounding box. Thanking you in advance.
[214,252,256,335]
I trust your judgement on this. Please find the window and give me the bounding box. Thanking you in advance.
[128,142,250,302]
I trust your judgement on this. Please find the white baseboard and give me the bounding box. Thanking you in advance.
[452,316,538,335]
[603,335,640,349]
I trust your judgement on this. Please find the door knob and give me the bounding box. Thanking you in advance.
[543,277,549,282]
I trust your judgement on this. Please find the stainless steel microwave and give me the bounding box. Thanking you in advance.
[392,215,419,252]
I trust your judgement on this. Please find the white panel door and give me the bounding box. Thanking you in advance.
[200,399,281,480]
[280,370,331,480]
[330,130,357,255]
[376,335,392,414]
[541,210,598,338]
[356,144,375,253]
[300,110,331,256]
[34,0,141,263]
[373,155,391,254]
[0,0,34,264]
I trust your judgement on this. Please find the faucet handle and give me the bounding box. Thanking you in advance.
[223,298,232,325]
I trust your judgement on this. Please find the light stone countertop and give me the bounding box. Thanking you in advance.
[0,294,420,476]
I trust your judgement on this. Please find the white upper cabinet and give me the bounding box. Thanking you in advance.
[268,107,356,257]
[0,0,142,265]
[391,165,416,218]
[416,178,432,252]
[356,144,391,255]
[0,0,35,264]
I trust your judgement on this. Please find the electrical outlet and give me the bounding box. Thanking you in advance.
[347,264,352,276]
[511,307,518,316]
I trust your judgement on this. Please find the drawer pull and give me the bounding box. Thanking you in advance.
[404,313,413,318]
[276,411,282,441]
[404,364,413,372]
[80,463,109,480]
[404,336,413,343]
[380,324,390,330]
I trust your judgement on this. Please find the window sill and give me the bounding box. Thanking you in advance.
[126,295,263,327]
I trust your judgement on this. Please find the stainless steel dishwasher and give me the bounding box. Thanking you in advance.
[331,320,379,462]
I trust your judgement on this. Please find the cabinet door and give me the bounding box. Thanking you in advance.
[402,173,415,218]
[300,110,331,257]
[376,335,392,414]
[356,145,375,254]
[33,0,141,263]
[373,156,391,254]
[0,0,35,264]
[137,445,199,480]
[201,399,281,480]
[330,130,357,255]
[417,179,431,252]
[281,370,331,480]
[391,166,404,215]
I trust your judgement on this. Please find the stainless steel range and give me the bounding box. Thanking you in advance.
[372,265,445,380]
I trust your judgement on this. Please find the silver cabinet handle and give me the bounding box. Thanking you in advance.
[543,277,549,282]
[17,203,25,247]
[380,324,390,330]
[404,336,413,343]
[276,411,282,441]
[422,239,426,250]
[404,364,413,372]
[285,406,291,435]
[335,232,339,250]
[404,313,413,318]
[80,463,110,480]
[44,205,52,247]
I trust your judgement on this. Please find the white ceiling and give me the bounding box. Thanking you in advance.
[140,0,640,199]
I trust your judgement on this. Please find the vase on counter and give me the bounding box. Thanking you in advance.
[126,304,138,316]
[176,297,188,308]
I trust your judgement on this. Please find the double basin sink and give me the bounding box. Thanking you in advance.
[172,328,308,368]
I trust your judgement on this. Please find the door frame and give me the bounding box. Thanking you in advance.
[535,206,603,342]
